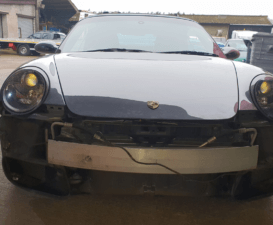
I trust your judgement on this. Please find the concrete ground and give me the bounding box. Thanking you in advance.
[1,49,273,225]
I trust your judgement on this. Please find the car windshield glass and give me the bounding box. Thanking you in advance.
[227,40,247,51]
[60,16,216,54]
[42,33,50,39]
[33,33,41,39]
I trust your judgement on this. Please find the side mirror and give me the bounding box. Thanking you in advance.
[221,47,240,60]
[35,41,60,54]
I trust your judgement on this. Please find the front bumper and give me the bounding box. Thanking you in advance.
[1,116,273,197]
[48,140,258,174]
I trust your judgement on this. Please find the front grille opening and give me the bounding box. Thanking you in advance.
[56,121,250,148]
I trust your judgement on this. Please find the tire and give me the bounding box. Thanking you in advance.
[17,44,31,56]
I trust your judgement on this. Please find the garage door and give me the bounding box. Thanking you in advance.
[0,15,3,38]
[18,17,33,38]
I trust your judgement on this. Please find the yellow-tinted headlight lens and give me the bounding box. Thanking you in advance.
[260,81,271,94]
[25,73,38,87]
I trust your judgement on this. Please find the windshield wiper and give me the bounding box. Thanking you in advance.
[84,48,152,53]
[159,51,219,57]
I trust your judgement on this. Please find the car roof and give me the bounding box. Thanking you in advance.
[34,31,66,35]
[36,31,65,35]
[83,14,197,23]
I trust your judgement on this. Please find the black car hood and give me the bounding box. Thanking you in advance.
[54,52,238,120]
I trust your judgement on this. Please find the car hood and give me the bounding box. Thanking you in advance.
[54,52,238,120]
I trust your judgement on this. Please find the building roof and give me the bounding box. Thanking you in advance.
[40,0,79,32]
[42,0,78,11]
[69,12,80,21]
[68,13,273,25]
[179,15,272,25]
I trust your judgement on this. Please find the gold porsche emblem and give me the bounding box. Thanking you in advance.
[147,101,159,110]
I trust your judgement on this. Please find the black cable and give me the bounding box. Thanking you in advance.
[93,131,243,180]
[93,131,181,175]
[73,125,237,181]
[73,125,182,174]
[119,146,180,174]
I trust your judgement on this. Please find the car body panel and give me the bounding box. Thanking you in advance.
[233,61,265,111]
[55,52,238,120]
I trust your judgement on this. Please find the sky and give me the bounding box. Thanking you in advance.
[72,0,273,19]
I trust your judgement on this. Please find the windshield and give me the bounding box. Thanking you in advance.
[227,40,247,51]
[60,16,218,55]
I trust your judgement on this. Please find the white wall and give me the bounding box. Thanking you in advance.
[0,4,35,38]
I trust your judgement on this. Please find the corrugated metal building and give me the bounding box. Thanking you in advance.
[179,15,273,39]
[40,0,78,33]
[0,0,43,38]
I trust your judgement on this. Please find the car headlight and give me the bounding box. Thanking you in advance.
[251,75,273,120]
[1,68,49,114]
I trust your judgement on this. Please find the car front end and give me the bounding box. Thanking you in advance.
[1,15,273,198]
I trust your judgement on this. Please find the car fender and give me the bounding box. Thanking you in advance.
[20,55,65,106]
[233,61,265,111]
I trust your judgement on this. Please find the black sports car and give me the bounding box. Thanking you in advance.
[0,14,271,198]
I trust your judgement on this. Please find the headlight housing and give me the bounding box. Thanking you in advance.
[251,74,273,120]
[1,68,49,114]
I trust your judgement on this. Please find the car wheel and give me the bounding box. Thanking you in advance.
[17,44,31,56]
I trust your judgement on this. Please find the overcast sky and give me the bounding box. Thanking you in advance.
[72,0,273,19]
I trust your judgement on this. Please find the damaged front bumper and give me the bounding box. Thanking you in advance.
[1,116,273,198]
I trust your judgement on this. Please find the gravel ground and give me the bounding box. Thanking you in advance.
[1,50,273,225]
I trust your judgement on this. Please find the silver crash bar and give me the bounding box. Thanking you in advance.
[48,140,258,174]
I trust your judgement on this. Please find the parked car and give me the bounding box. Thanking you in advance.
[225,39,247,62]
[216,42,225,48]
[213,37,227,44]
[212,37,226,48]
[28,31,66,40]
[231,30,258,40]
[0,31,66,56]
[1,14,272,198]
